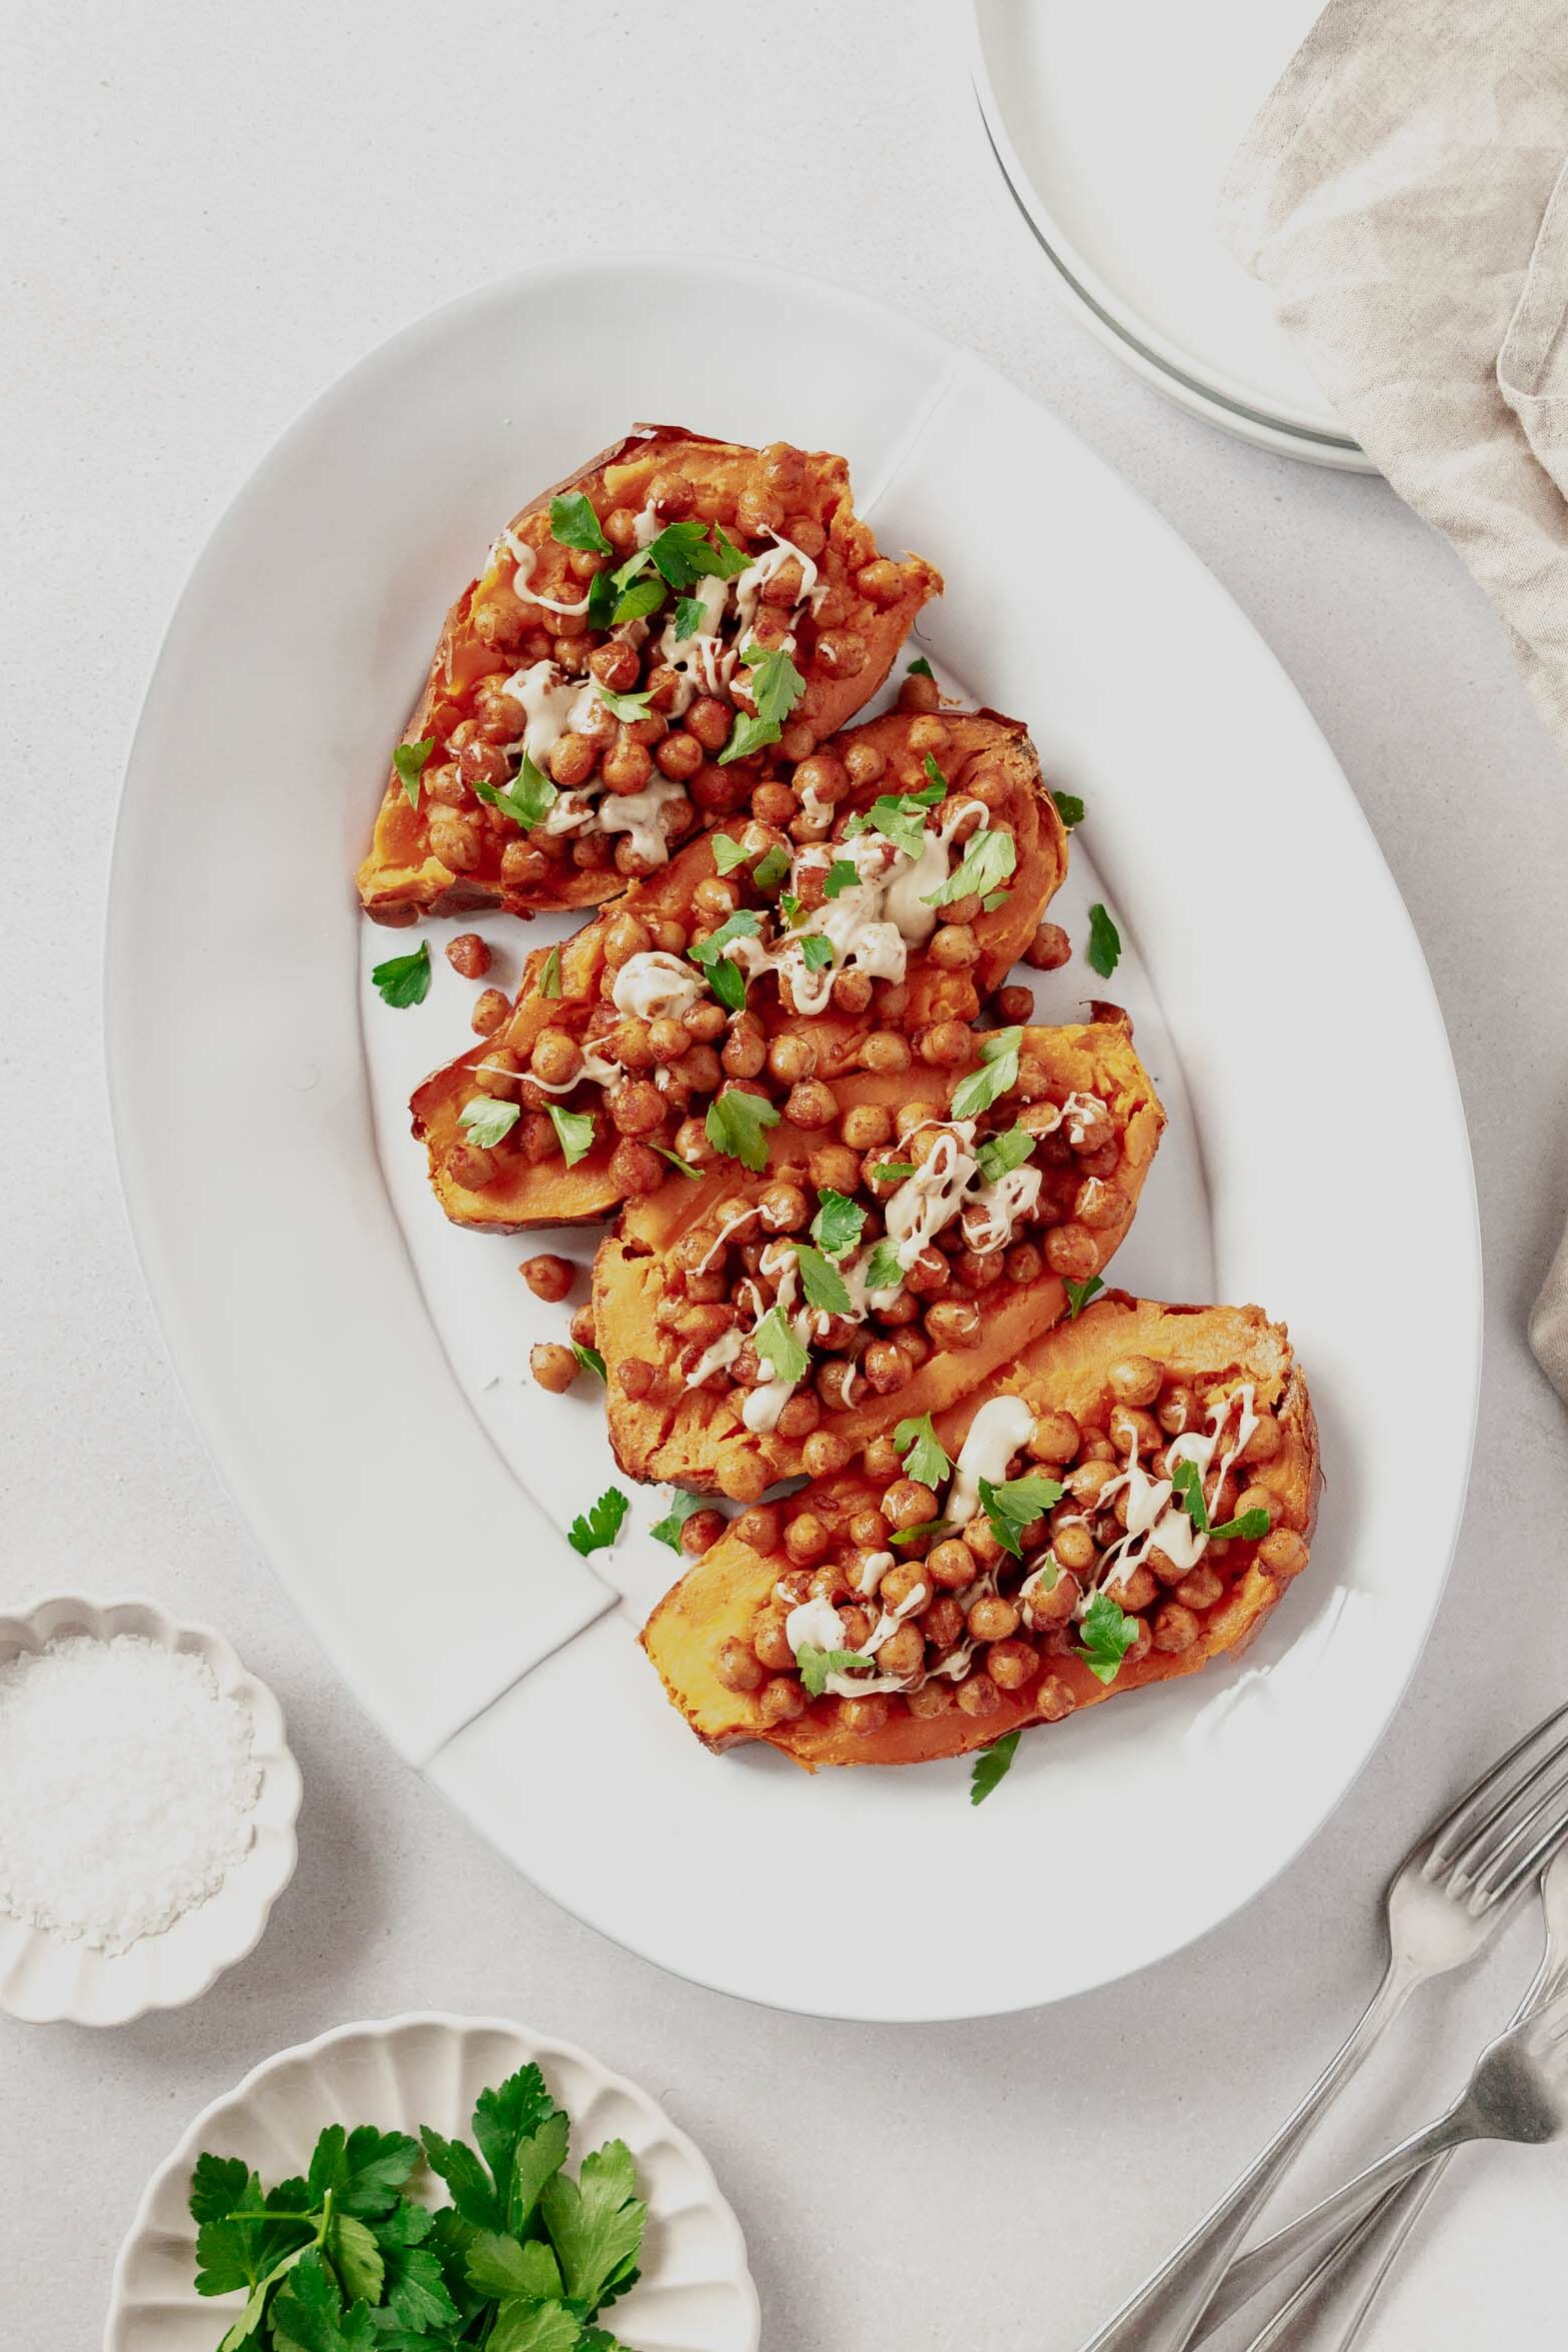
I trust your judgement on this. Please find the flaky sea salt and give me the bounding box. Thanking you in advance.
[0,1632,261,1954]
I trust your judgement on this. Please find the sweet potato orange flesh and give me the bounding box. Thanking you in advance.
[410,709,1067,1232]
[595,1020,1164,1497]
[643,1294,1318,1768]
[358,427,940,925]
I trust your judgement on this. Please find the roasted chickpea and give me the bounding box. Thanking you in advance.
[784,1078,837,1129]
[602,738,654,796]
[751,1609,797,1671]
[991,984,1035,1025]
[862,1340,911,1396]
[589,638,641,692]
[616,1357,655,1401]
[471,989,510,1037]
[529,1027,582,1087]
[801,1429,853,1478]
[680,1508,728,1558]
[1108,1403,1161,1457]
[759,1180,809,1233]
[815,1360,860,1413]
[1158,1383,1198,1436]
[840,1693,891,1736]
[1004,1240,1044,1285]
[776,1390,821,1438]
[917,1020,972,1068]
[784,1510,832,1565]
[1025,922,1072,972]
[1027,1410,1080,1465]
[955,1671,1001,1719]
[1115,1564,1160,1611]
[655,729,705,781]
[602,912,651,969]
[443,932,490,980]
[1026,1565,1080,1629]
[923,1298,982,1348]
[985,1637,1038,1692]
[898,668,940,714]
[430,807,485,873]
[759,1675,807,1724]
[446,1142,496,1190]
[859,1030,912,1077]
[607,1079,664,1140]
[881,1477,938,1533]
[686,696,733,754]
[967,1593,1020,1643]
[1234,1481,1280,1530]
[1036,1674,1076,1723]
[1075,1176,1128,1231]
[721,1018,767,1079]
[1148,1602,1197,1655]
[729,1503,778,1554]
[923,1540,973,1592]
[716,1637,765,1693]
[876,1623,925,1679]
[1240,1412,1285,1464]
[928,923,979,972]
[530,1341,578,1393]
[1050,1521,1097,1575]
[1259,1527,1309,1578]
[1044,1222,1099,1279]
[1176,1565,1224,1609]
[768,1034,817,1086]
[608,1138,664,1195]
[835,1105,889,1156]
[520,1251,574,1303]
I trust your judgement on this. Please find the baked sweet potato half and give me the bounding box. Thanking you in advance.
[594,1018,1164,1499]
[411,708,1068,1231]
[358,427,941,925]
[642,1294,1318,1768]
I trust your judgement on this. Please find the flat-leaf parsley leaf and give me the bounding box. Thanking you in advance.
[393,737,434,811]
[1064,1273,1104,1319]
[460,1096,521,1151]
[1078,1590,1137,1683]
[1087,902,1121,979]
[649,1490,704,1552]
[705,1088,779,1173]
[893,1412,952,1488]
[371,941,432,1009]
[568,1487,630,1557]
[549,492,612,556]
[548,1105,597,1168]
[951,1026,1022,1120]
[970,1729,1021,1805]
[809,1189,865,1259]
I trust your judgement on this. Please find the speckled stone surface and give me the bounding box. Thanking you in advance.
[4,5,1568,2346]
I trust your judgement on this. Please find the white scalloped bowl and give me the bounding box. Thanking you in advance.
[106,2012,762,2351]
[0,1594,301,2026]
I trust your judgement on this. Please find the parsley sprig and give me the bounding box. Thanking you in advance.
[951,1027,1022,1120]
[372,941,432,1009]
[978,1472,1066,1558]
[720,642,806,764]
[970,1728,1021,1805]
[569,1486,630,1557]
[1078,1590,1138,1683]
[189,2060,645,2351]
[893,1412,952,1489]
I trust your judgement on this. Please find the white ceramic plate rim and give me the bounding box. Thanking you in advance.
[967,0,1376,472]
[104,2009,761,2351]
[105,254,1481,2019]
[0,1592,301,2026]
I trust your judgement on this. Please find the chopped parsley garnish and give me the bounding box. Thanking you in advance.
[706,957,748,1013]
[549,492,612,556]
[655,1145,702,1179]
[1051,789,1085,830]
[371,940,431,1008]
[809,1189,865,1260]
[1064,1274,1105,1319]
[893,1412,952,1488]
[778,891,802,928]
[974,1126,1037,1183]
[1211,1507,1271,1541]
[863,1238,904,1292]
[689,908,761,967]
[970,1729,1021,1806]
[752,844,790,893]
[906,656,934,679]
[459,1096,521,1150]
[626,519,750,593]
[540,946,562,1000]
[672,594,709,641]
[476,749,557,831]
[612,573,668,625]
[548,1105,597,1168]
[568,1486,631,1558]
[889,1517,950,1547]
[586,569,619,631]
[595,683,658,725]
[710,833,751,876]
[951,1026,1022,1120]
[978,1471,1066,1558]
[720,642,806,764]
[1087,901,1122,979]
[572,1343,607,1382]
[797,1644,874,1699]
[922,752,948,794]
[751,1303,808,1384]
[796,934,834,973]
[705,1088,780,1173]
[1171,1457,1208,1532]
[793,1243,851,1316]
[1078,1590,1138,1683]
[924,826,1016,909]
[822,859,858,899]
[393,736,434,811]
[845,779,944,860]
[871,1161,916,1183]
[649,1489,704,1552]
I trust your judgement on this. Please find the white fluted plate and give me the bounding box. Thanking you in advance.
[0,1594,301,2027]
[105,2012,761,2352]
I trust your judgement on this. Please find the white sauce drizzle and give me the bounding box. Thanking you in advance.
[610,951,706,1025]
[946,1394,1037,1527]
[501,533,594,617]
[1095,1386,1259,1589]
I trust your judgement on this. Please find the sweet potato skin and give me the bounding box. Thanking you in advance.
[642,1295,1320,1767]
[358,427,941,925]
[595,1020,1165,1496]
[409,710,1067,1231]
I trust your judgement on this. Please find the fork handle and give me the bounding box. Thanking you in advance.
[1234,2165,1450,2351]
[1076,1965,1412,2352]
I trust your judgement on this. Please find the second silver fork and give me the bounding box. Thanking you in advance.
[1077,1699,1568,2352]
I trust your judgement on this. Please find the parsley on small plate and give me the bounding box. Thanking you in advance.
[1051,788,1085,830]
[1087,901,1121,979]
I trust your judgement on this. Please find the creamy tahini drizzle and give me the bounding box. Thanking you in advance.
[784,1580,930,1698]
[1093,1386,1259,1589]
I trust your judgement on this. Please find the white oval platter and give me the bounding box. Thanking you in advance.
[105,2011,760,2351]
[106,256,1479,2019]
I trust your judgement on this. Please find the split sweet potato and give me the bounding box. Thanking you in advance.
[595,1019,1164,1498]
[410,709,1067,1231]
[642,1294,1318,1768]
[358,428,940,925]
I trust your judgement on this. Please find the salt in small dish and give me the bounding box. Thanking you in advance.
[0,1594,301,2026]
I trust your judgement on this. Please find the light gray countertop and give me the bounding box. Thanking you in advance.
[5,4,1568,2345]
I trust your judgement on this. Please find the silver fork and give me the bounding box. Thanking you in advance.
[1076,1700,1568,2352]
[1216,1839,1568,2350]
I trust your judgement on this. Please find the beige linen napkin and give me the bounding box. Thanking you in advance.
[1220,0,1568,1394]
